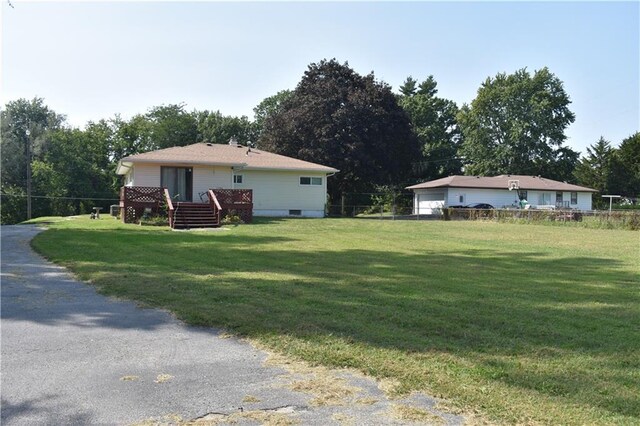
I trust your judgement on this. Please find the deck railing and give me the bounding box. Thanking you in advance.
[120,186,165,223]
[163,188,175,228]
[211,189,253,223]
[207,190,222,225]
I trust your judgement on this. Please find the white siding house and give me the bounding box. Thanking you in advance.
[408,175,596,214]
[116,143,338,218]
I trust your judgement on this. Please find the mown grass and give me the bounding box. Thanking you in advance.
[29,216,640,424]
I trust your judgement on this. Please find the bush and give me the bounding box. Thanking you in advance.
[139,213,168,227]
[222,211,244,225]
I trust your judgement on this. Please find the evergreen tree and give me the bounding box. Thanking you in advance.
[398,76,463,181]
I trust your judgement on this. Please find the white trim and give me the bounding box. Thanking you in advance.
[299,176,323,186]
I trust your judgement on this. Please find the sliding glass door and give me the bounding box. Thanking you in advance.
[161,167,193,202]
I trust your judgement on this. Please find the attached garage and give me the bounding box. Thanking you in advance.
[413,190,446,214]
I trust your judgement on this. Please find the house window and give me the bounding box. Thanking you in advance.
[289,209,302,216]
[233,174,243,184]
[539,193,551,205]
[571,192,578,205]
[556,192,563,203]
[518,190,528,201]
[458,194,465,204]
[300,176,322,186]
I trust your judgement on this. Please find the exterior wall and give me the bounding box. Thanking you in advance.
[124,168,134,186]
[519,190,591,210]
[129,163,160,187]
[446,188,518,209]
[233,170,328,217]
[192,166,232,201]
[411,187,593,213]
[130,164,231,201]
[129,163,330,217]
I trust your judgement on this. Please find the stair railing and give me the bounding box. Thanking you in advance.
[207,190,222,224]
[163,188,175,228]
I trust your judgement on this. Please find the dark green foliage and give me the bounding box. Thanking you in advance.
[398,76,463,181]
[253,90,292,138]
[0,98,65,223]
[574,137,614,192]
[613,132,640,197]
[195,110,257,145]
[574,134,640,207]
[458,67,577,177]
[259,59,421,200]
[146,104,198,150]
[398,76,418,96]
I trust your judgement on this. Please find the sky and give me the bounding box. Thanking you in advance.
[2,1,638,156]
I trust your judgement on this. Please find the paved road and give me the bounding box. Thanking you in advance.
[1,225,463,425]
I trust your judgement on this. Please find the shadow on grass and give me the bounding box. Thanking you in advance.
[24,226,640,419]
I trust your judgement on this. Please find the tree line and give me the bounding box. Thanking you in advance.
[1,59,638,223]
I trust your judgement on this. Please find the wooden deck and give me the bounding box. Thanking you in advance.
[120,186,252,227]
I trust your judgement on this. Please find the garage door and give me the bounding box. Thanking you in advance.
[417,193,445,214]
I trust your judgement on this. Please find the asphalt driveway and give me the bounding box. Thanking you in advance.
[1,224,463,425]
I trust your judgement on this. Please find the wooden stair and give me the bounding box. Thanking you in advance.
[173,202,220,229]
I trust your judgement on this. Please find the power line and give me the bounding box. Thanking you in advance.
[0,193,119,201]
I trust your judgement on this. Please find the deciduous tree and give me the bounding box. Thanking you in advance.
[195,111,256,145]
[259,59,420,200]
[0,98,65,223]
[458,67,576,176]
[253,90,292,139]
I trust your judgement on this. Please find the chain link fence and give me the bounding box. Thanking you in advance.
[326,192,640,230]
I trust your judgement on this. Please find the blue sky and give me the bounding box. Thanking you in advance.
[2,1,638,155]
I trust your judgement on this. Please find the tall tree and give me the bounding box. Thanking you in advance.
[0,98,65,223]
[1,98,65,188]
[458,67,576,176]
[398,76,463,181]
[399,76,418,96]
[109,114,153,160]
[612,132,640,197]
[540,146,580,182]
[417,75,438,97]
[259,59,420,200]
[253,90,292,139]
[574,137,615,207]
[195,111,256,145]
[146,104,198,150]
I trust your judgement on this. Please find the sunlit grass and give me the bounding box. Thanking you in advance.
[30,216,640,424]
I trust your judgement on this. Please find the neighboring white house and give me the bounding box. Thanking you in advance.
[406,175,597,214]
[116,142,338,217]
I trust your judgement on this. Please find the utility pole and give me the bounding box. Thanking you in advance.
[25,128,32,220]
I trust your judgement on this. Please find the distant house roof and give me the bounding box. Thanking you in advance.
[116,143,339,175]
[406,175,597,193]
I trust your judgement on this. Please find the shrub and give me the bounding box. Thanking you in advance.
[222,211,244,225]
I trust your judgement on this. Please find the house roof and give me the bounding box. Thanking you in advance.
[406,175,597,192]
[116,143,339,175]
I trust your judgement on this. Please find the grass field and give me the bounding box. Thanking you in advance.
[29,216,639,424]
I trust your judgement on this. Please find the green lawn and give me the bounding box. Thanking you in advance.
[29,217,639,424]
